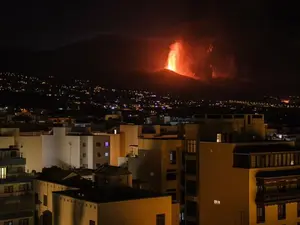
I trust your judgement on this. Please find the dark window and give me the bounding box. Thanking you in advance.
[256,205,265,223]
[170,151,177,164]
[186,201,197,217]
[186,160,197,175]
[166,173,177,180]
[166,192,177,201]
[186,180,197,196]
[19,184,29,191]
[297,202,300,217]
[96,142,101,147]
[82,142,86,147]
[278,204,286,220]
[4,185,13,193]
[4,221,13,225]
[97,152,101,157]
[82,153,86,158]
[89,220,95,225]
[156,214,165,225]
[19,218,29,225]
[35,193,39,204]
[43,195,48,206]
[247,115,251,125]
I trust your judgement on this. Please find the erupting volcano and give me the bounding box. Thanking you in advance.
[165,41,197,79]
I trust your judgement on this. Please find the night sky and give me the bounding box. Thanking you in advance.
[0,1,300,94]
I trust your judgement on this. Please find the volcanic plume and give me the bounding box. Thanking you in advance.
[164,39,236,81]
[165,41,197,79]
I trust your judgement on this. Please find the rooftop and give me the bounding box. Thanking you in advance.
[95,164,131,176]
[234,144,299,154]
[35,167,92,188]
[53,186,166,203]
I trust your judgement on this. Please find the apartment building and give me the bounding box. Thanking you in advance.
[128,138,183,203]
[0,146,34,225]
[52,186,174,225]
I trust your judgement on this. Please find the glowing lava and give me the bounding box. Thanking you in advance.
[165,41,196,78]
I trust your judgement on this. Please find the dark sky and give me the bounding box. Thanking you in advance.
[1,1,299,50]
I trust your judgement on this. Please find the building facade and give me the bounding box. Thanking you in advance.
[0,147,34,225]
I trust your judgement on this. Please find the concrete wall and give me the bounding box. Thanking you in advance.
[18,136,42,172]
[120,125,138,156]
[0,136,15,148]
[98,196,172,225]
[199,142,250,225]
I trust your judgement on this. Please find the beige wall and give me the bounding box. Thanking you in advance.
[53,193,172,225]
[0,136,15,148]
[120,125,138,156]
[18,136,42,172]
[98,196,172,225]
[109,134,121,166]
[172,203,180,225]
[199,142,250,225]
[53,194,98,225]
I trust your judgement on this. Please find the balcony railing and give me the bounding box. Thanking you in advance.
[0,193,34,213]
[0,157,26,166]
[256,189,300,205]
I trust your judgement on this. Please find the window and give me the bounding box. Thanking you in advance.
[104,141,109,147]
[82,153,86,158]
[156,214,165,225]
[19,218,29,225]
[247,115,251,125]
[166,173,176,180]
[105,152,109,157]
[43,195,48,206]
[278,204,286,220]
[4,185,13,193]
[4,221,12,225]
[97,152,101,157]
[186,201,197,217]
[170,151,177,164]
[19,184,29,191]
[82,142,86,147]
[89,220,95,225]
[297,202,300,217]
[0,167,6,179]
[96,142,101,147]
[186,160,197,175]
[186,180,197,196]
[256,205,265,223]
[35,193,39,204]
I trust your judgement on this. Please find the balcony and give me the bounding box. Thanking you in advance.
[0,175,33,184]
[0,157,26,166]
[256,189,300,205]
[0,193,34,214]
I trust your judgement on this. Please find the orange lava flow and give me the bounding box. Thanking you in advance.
[165,41,196,78]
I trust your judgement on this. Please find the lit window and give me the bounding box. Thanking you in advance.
[105,141,109,147]
[105,152,109,157]
[0,167,6,179]
[213,200,221,205]
[216,133,222,143]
